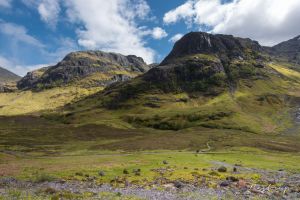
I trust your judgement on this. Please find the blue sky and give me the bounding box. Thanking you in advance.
[0,0,300,75]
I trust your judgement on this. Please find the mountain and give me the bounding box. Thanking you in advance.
[0,67,20,93]
[17,51,149,90]
[100,32,271,108]
[63,32,300,134]
[0,66,20,83]
[270,35,300,64]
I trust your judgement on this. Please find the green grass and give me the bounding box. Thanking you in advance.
[0,86,103,115]
[1,145,300,185]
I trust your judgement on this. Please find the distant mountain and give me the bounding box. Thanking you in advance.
[0,66,20,83]
[17,51,150,90]
[270,35,300,64]
[0,67,20,92]
[64,32,300,134]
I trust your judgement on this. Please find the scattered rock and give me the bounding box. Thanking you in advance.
[233,167,237,172]
[163,160,168,165]
[226,176,239,182]
[132,169,141,173]
[75,172,83,176]
[267,179,276,185]
[134,172,141,176]
[44,187,57,194]
[251,188,264,194]
[220,181,230,187]
[218,166,227,173]
[174,181,184,189]
[98,171,105,177]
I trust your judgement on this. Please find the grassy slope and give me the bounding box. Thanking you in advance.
[60,60,300,135]
[0,64,144,116]
[1,115,300,184]
[0,86,103,115]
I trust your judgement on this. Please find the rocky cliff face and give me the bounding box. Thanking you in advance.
[64,32,300,134]
[161,32,262,65]
[100,32,272,109]
[17,51,149,90]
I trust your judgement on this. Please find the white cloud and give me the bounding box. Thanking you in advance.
[22,0,61,28]
[38,0,60,28]
[0,0,11,8]
[163,0,300,46]
[0,55,50,76]
[143,27,168,40]
[0,21,44,47]
[65,0,155,63]
[15,64,50,76]
[152,27,168,39]
[169,33,184,43]
[163,0,195,26]
[0,55,13,68]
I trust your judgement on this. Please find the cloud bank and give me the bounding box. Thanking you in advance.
[65,0,156,63]
[0,0,11,8]
[164,0,300,46]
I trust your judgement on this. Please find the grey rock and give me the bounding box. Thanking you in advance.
[98,171,105,177]
[17,51,149,90]
[174,181,184,189]
[161,32,262,65]
[220,181,230,187]
[218,166,227,173]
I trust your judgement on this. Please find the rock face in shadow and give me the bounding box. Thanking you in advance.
[100,32,270,109]
[17,51,149,90]
[161,32,262,65]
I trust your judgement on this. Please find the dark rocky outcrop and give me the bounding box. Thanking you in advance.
[17,67,49,90]
[17,51,149,90]
[161,32,262,65]
[100,32,270,109]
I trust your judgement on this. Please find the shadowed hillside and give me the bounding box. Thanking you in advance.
[61,32,300,135]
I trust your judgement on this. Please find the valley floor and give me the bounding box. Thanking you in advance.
[0,116,300,199]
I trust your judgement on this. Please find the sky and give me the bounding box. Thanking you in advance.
[1,0,300,76]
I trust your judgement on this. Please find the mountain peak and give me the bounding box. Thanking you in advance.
[17,51,150,90]
[161,32,262,65]
[271,35,300,63]
[0,66,20,83]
